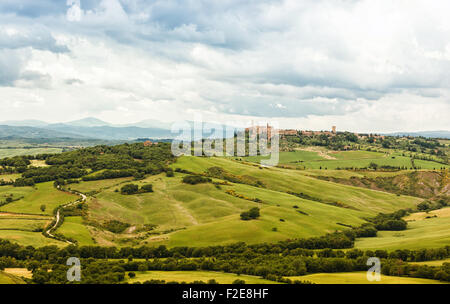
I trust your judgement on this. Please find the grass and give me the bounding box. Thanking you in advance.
[0,173,21,182]
[160,182,366,247]
[404,207,450,221]
[0,271,26,284]
[0,148,62,159]
[0,182,79,215]
[172,156,422,214]
[69,177,134,193]
[0,218,49,231]
[127,270,278,284]
[3,268,33,279]
[355,216,450,250]
[242,149,448,170]
[29,160,49,167]
[244,150,325,163]
[287,272,446,284]
[80,156,425,247]
[410,258,450,266]
[56,216,95,246]
[0,230,65,247]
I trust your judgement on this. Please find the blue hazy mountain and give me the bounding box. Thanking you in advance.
[385,131,450,139]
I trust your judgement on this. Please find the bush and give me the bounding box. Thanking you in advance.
[166,169,174,177]
[182,175,211,185]
[121,184,139,195]
[140,184,153,193]
[103,220,130,233]
[240,207,260,220]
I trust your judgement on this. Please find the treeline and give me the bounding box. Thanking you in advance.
[2,143,175,186]
[367,210,408,231]
[1,239,450,284]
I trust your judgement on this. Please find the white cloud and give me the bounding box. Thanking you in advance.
[0,0,449,132]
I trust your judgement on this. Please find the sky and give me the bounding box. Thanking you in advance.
[0,0,449,133]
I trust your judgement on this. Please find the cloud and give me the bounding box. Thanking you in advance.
[0,0,449,132]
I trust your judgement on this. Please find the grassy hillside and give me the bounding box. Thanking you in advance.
[0,230,65,247]
[173,156,422,214]
[0,182,78,215]
[78,155,423,247]
[56,216,95,246]
[243,149,448,170]
[355,216,450,250]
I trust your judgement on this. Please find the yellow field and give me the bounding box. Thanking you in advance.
[409,258,450,266]
[0,271,26,284]
[127,270,279,284]
[404,207,450,221]
[3,268,32,279]
[287,272,447,284]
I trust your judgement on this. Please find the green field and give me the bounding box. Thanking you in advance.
[0,230,65,247]
[0,271,26,284]
[287,272,446,284]
[0,174,21,182]
[410,258,450,266]
[172,156,422,214]
[69,177,134,193]
[84,156,423,247]
[56,216,95,246]
[243,149,448,170]
[355,216,450,250]
[127,271,278,284]
[0,182,78,215]
[0,148,62,159]
[0,218,48,231]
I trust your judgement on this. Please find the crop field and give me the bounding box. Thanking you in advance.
[0,148,62,159]
[0,230,65,247]
[29,160,49,167]
[242,148,448,170]
[287,272,447,284]
[404,207,450,221]
[0,182,78,215]
[68,177,134,193]
[56,216,95,245]
[0,218,48,231]
[3,268,33,279]
[0,271,25,284]
[0,174,21,182]
[410,258,450,266]
[127,271,278,284]
[355,216,450,250]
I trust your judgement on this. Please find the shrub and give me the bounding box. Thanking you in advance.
[240,207,260,220]
[182,175,211,185]
[121,184,139,195]
[140,184,153,193]
[103,220,130,233]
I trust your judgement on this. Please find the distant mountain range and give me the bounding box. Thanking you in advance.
[1,117,448,140]
[384,131,450,139]
[0,117,244,140]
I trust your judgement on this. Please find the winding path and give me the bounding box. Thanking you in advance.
[44,186,87,244]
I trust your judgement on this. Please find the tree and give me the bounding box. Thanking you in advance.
[120,184,139,195]
[140,184,153,193]
[417,201,430,211]
[240,207,260,220]
[40,205,46,212]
